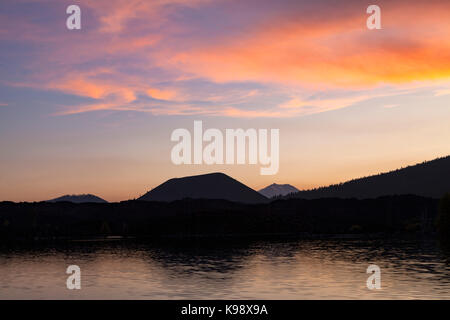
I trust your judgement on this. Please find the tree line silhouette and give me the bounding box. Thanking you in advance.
[283,156,450,199]
[0,195,440,242]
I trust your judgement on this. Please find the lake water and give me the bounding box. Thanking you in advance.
[1,238,450,299]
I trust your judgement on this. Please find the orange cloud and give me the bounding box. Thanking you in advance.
[49,74,136,103]
[162,3,450,88]
[6,0,450,118]
[147,88,179,101]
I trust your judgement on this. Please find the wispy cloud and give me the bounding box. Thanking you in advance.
[434,89,450,97]
[166,5,450,87]
[2,0,450,117]
[382,104,400,109]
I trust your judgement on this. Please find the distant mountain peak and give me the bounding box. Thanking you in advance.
[139,172,268,204]
[258,183,299,198]
[47,194,107,203]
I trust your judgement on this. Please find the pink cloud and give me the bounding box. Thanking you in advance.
[3,0,450,118]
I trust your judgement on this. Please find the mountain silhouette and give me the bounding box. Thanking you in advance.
[286,156,450,199]
[139,172,268,204]
[259,183,299,198]
[47,194,107,203]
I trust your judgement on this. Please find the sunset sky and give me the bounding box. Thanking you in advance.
[1,0,450,202]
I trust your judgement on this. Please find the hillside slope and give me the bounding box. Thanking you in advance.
[47,194,107,203]
[287,156,450,199]
[139,172,268,204]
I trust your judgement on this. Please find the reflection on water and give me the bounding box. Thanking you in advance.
[0,239,450,299]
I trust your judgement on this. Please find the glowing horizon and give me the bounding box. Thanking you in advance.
[1,0,450,202]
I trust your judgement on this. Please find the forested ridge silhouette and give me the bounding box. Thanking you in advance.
[284,156,450,200]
